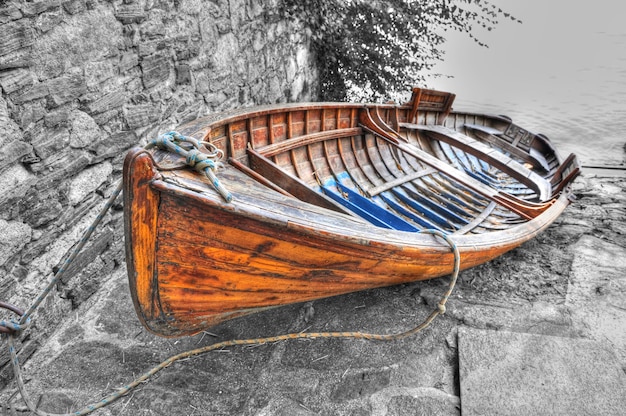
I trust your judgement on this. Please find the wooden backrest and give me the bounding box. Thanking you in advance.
[407,87,456,125]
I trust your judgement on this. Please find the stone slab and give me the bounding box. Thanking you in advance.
[566,235,626,361]
[458,326,626,416]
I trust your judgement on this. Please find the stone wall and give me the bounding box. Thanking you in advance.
[0,0,317,384]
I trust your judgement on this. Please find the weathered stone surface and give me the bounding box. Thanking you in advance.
[84,59,116,89]
[68,161,112,205]
[0,21,33,57]
[140,53,171,89]
[566,235,626,363]
[68,110,103,149]
[119,51,139,72]
[13,81,49,103]
[458,327,626,416]
[124,102,160,129]
[62,0,87,15]
[0,219,32,266]
[82,89,127,115]
[331,367,392,402]
[32,10,123,78]
[30,149,92,187]
[0,4,22,24]
[0,139,32,171]
[31,126,69,157]
[371,388,460,416]
[48,72,87,107]
[0,95,22,142]
[35,8,63,33]
[114,3,147,24]
[0,68,34,94]
[0,164,36,219]
[19,0,60,18]
[43,107,70,127]
[19,192,64,228]
[92,130,138,160]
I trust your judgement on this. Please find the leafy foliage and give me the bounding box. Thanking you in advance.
[278,0,520,102]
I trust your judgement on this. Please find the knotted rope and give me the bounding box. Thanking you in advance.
[146,131,232,202]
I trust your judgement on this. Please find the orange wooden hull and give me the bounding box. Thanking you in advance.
[124,89,579,337]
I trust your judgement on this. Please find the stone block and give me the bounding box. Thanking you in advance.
[0,68,34,94]
[0,219,32,266]
[458,327,626,416]
[30,149,92,188]
[68,161,113,205]
[18,191,63,228]
[83,89,127,115]
[58,228,113,284]
[92,130,138,160]
[0,96,22,143]
[0,21,34,57]
[19,0,60,17]
[119,52,139,72]
[84,60,116,89]
[370,387,460,416]
[0,139,33,171]
[35,8,63,32]
[62,0,87,15]
[114,3,146,24]
[0,48,32,70]
[0,164,36,219]
[212,33,238,71]
[331,367,392,402]
[48,72,87,107]
[176,64,191,85]
[13,81,49,103]
[69,110,103,149]
[124,103,159,130]
[566,235,626,360]
[0,4,22,24]
[43,108,70,127]
[140,53,171,89]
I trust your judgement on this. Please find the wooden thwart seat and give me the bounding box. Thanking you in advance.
[360,107,555,220]
[464,123,552,172]
[405,123,552,201]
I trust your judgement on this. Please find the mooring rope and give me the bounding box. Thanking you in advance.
[146,131,232,202]
[0,134,460,415]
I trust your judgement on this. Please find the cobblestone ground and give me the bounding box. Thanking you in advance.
[1,172,625,415]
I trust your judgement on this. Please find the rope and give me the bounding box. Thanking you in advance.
[1,131,459,414]
[146,131,232,202]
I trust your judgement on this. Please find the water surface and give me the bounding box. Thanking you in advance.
[426,0,626,169]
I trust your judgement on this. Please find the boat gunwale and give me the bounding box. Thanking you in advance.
[148,160,573,252]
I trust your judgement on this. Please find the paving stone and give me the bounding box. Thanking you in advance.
[458,326,626,416]
[370,387,460,416]
[566,235,626,362]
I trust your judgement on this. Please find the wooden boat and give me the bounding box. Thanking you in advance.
[123,88,580,337]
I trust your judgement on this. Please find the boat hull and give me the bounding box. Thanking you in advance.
[124,89,579,337]
[124,150,572,337]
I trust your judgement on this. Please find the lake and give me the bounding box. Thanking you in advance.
[426,0,626,171]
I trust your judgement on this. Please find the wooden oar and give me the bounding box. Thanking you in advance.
[359,107,555,220]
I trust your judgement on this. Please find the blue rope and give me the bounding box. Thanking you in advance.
[148,132,232,202]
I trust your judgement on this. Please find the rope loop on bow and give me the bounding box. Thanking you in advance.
[147,131,232,202]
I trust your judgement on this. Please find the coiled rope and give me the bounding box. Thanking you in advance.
[1,135,460,415]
